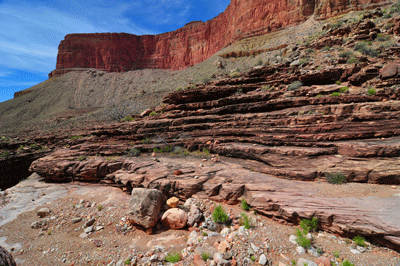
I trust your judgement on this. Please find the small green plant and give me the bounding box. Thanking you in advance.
[201,252,211,261]
[291,259,297,266]
[30,143,37,148]
[296,228,311,249]
[121,116,134,122]
[212,204,229,224]
[70,135,83,140]
[176,87,183,91]
[335,81,342,85]
[353,235,366,247]
[330,92,341,97]
[322,46,331,52]
[346,56,359,64]
[78,156,87,161]
[376,33,390,42]
[47,230,52,235]
[97,205,103,211]
[330,20,343,29]
[333,250,340,258]
[261,85,271,91]
[339,86,349,93]
[287,81,303,91]
[165,252,181,263]
[354,41,379,57]
[368,88,377,96]
[341,259,355,266]
[203,148,210,156]
[124,259,131,265]
[240,212,252,229]
[339,51,353,58]
[300,217,318,232]
[141,138,152,144]
[153,145,174,153]
[250,255,256,262]
[316,94,322,98]
[325,172,347,184]
[18,145,24,150]
[149,111,157,116]
[241,198,250,211]
[230,71,240,77]
[202,231,208,236]
[255,59,263,66]
[126,148,141,157]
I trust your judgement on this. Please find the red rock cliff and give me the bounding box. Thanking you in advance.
[50,0,390,77]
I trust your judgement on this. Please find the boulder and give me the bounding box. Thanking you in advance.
[315,256,331,266]
[37,207,50,218]
[166,197,179,208]
[0,246,16,266]
[129,188,166,228]
[187,205,203,227]
[161,208,188,229]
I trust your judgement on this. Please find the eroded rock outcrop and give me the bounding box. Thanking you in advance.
[49,0,389,77]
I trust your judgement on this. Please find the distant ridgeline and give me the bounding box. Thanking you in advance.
[49,0,391,78]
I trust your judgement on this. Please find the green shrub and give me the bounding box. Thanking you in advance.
[176,87,183,91]
[261,85,271,91]
[339,86,349,93]
[300,217,318,232]
[153,145,174,153]
[330,20,343,29]
[230,71,240,77]
[240,212,252,229]
[295,228,311,249]
[97,205,103,211]
[353,235,366,247]
[368,88,377,96]
[341,259,355,266]
[255,59,263,66]
[126,148,141,157]
[124,259,131,265]
[165,252,181,263]
[203,148,210,156]
[333,250,340,258]
[316,94,322,98]
[149,111,157,116]
[70,135,83,140]
[325,172,347,184]
[1,151,11,159]
[173,146,190,156]
[212,204,229,224]
[141,138,152,144]
[346,57,359,64]
[330,92,341,97]
[121,116,134,122]
[339,51,353,58]
[250,255,257,262]
[322,46,331,52]
[287,81,303,91]
[335,81,342,85]
[77,156,87,161]
[241,198,250,211]
[354,41,379,57]
[376,33,390,42]
[201,252,211,261]
[291,259,297,266]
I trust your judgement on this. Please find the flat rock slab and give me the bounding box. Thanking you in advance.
[28,154,400,251]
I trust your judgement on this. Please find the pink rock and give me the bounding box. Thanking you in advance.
[315,256,331,266]
[193,254,206,266]
[161,208,188,229]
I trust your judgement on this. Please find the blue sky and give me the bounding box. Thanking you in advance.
[0,0,230,103]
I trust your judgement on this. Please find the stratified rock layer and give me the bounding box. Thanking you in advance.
[49,0,389,77]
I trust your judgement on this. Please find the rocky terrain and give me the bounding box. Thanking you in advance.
[1,1,400,266]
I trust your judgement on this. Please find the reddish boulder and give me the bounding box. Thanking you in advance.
[161,208,188,229]
[380,63,400,80]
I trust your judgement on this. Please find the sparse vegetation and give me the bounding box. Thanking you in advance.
[300,217,318,232]
[295,228,311,249]
[240,212,252,229]
[353,235,366,247]
[376,33,390,42]
[70,135,83,140]
[77,156,87,161]
[261,85,271,91]
[97,205,103,211]
[1,151,11,159]
[212,204,229,224]
[353,41,379,57]
[124,259,131,265]
[322,46,331,52]
[121,116,134,122]
[341,259,355,266]
[287,81,303,91]
[255,59,263,66]
[250,255,257,262]
[241,198,250,211]
[126,148,141,157]
[339,86,349,93]
[166,252,181,263]
[333,250,340,258]
[153,145,174,153]
[339,51,353,58]
[141,138,152,144]
[230,71,240,77]
[368,88,377,96]
[149,111,158,116]
[201,252,211,261]
[176,87,183,91]
[325,172,347,184]
[335,81,342,85]
[330,92,341,97]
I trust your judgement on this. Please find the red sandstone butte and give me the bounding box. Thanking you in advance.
[49,0,389,77]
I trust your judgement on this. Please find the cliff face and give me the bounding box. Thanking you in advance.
[50,0,389,77]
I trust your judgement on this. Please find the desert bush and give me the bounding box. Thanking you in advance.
[341,260,355,266]
[354,41,379,57]
[230,71,240,77]
[346,57,359,64]
[261,85,271,91]
[368,88,377,96]
[70,135,83,140]
[335,81,342,85]
[0,151,11,159]
[240,212,252,229]
[149,111,157,116]
[153,145,174,153]
[376,33,390,42]
[325,172,346,184]
[121,116,134,122]
[212,204,229,223]
[339,51,353,58]
[295,228,311,249]
[333,250,340,258]
[321,46,331,52]
[330,92,341,97]
[339,86,349,93]
[126,148,141,157]
[353,235,366,247]
[141,138,152,144]
[201,252,211,261]
[300,217,318,232]
[103,102,137,121]
[287,81,303,91]
[250,255,257,262]
[173,146,190,156]
[330,20,343,29]
[78,156,87,161]
[241,198,250,211]
[165,252,181,263]
[255,59,263,66]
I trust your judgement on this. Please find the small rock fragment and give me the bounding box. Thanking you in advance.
[37,208,50,218]
[166,197,179,208]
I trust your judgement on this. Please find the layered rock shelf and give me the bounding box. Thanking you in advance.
[49,0,390,77]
